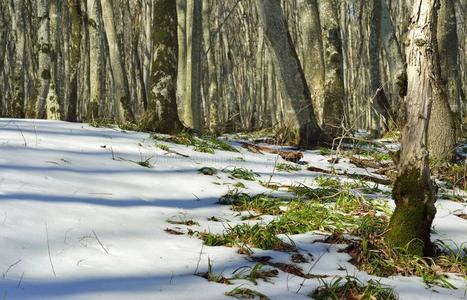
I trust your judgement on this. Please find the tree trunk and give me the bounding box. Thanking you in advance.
[9,0,25,118]
[101,0,134,122]
[176,0,187,120]
[183,0,203,132]
[425,0,459,164]
[299,0,325,125]
[141,0,183,134]
[36,0,51,119]
[386,0,442,257]
[66,0,82,121]
[368,0,392,135]
[256,0,321,147]
[45,0,60,120]
[86,0,104,120]
[318,0,345,140]
[203,0,219,133]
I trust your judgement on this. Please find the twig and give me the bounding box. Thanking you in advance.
[92,230,109,254]
[17,272,24,289]
[14,122,27,147]
[296,252,325,294]
[194,244,204,274]
[3,259,22,278]
[45,223,56,277]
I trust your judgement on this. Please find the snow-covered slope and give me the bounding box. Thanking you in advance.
[0,119,465,299]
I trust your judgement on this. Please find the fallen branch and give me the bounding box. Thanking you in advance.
[240,142,303,163]
[307,166,391,185]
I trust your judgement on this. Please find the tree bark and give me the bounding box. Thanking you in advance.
[318,0,346,140]
[299,0,325,125]
[101,0,135,122]
[425,0,459,164]
[183,0,203,132]
[141,0,183,134]
[176,0,187,119]
[386,0,441,257]
[256,0,321,147]
[36,0,52,119]
[66,0,82,121]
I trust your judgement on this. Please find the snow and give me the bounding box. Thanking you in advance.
[0,119,465,299]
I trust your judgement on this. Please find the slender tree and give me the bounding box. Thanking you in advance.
[36,0,52,119]
[66,0,82,121]
[183,0,203,132]
[86,0,104,120]
[101,0,135,122]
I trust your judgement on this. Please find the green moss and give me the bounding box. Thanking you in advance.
[387,166,437,256]
[386,202,432,256]
[392,167,426,203]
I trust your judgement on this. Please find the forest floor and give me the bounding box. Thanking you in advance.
[0,118,466,300]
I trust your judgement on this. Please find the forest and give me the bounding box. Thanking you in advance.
[0,0,466,299]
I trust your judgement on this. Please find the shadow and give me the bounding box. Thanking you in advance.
[0,193,220,209]
[0,273,205,299]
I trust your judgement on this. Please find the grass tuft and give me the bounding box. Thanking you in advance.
[229,168,259,181]
[311,276,397,300]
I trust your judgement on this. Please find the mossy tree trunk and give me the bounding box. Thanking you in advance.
[256,0,321,147]
[386,0,443,257]
[141,0,183,134]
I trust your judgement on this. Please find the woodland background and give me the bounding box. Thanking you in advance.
[0,0,465,138]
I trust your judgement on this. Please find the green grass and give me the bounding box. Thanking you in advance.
[347,238,465,289]
[218,190,283,215]
[199,223,292,253]
[276,162,301,172]
[232,263,278,285]
[203,190,392,253]
[316,176,341,188]
[225,287,270,300]
[356,149,392,162]
[228,167,259,181]
[156,143,171,152]
[319,147,332,156]
[197,258,231,284]
[311,276,397,300]
[154,131,238,154]
[288,185,339,199]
